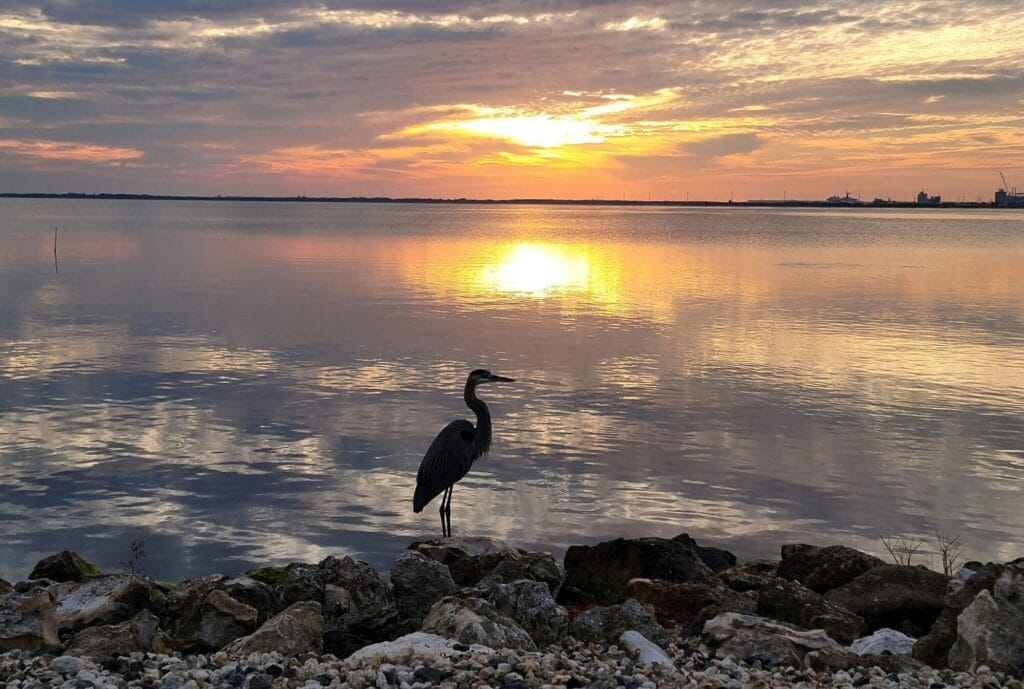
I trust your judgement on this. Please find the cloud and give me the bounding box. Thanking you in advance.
[680,133,762,158]
[0,138,142,162]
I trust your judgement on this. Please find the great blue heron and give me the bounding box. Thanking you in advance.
[413,368,515,537]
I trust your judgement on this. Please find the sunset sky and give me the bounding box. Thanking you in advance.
[1,1,1022,201]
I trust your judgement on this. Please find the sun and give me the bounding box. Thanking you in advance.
[452,115,610,148]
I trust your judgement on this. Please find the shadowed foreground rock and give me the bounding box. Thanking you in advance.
[222,601,324,655]
[824,564,948,635]
[778,544,886,593]
[626,578,755,633]
[389,551,456,622]
[702,612,842,667]
[563,537,715,604]
[756,577,866,644]
[420,594,536,651]
[569,599,664,643]
[0,590,59,652]
[948,567,1024,675]
[913,562,1005,667]
[65,609,171,657]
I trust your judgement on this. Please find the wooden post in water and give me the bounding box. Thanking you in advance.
[53,226,59,275]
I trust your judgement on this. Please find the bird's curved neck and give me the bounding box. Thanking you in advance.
[464,382,492,457]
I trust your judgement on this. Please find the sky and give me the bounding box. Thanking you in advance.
[1,1,1023,201]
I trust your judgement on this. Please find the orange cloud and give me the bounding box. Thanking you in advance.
[0,139,142,163]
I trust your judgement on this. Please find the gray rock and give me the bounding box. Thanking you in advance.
[805,648,924,674]
[219,576,280,625]
[477,552,565,596]
[563,537,715,604]
[848,628,917,656]
[319,555,400,656]
[778,544,885,593]
[948,567,1024,676]
[390,551,456,622]
[222,601,324,655]
[824,564,949,635]
[719,560,781,592]
[421,594,536,650]
[672,533,738,573]
[65,609,172,657]
[486,579,568,647]
[54,574,167,632]
[345,632,491,667]
[409,537,541,588]
[50,655,82,676]
[0,589,60,651]
[281,563,324,605]
[757,577,866,644]
[569,599,663,643]
[914,562,1005,668]
[625,578,756,634]
[28,551,101,583]
[174,589,258,652]
[619,630,673,667]
[0,577,12,595]
[702,612,842,668]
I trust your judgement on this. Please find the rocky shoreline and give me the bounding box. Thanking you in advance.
[1,534,1022,688]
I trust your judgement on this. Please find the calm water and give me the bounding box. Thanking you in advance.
[1,199,1022,581]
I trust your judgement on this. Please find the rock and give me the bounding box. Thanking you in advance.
[65,609,172,657]
[619,630,673,667]
[486,579,568,647]
[948,567,1024,676]
[50,655,82,675]
[778,544,885,593]
[421,594,536,650]
[0,589,60,651]
[281,563,324,605]
[28,551,101,583]
[672,533,737,573]
[409,538,561,591]
[756,577,866,644]
[848,628,917,656]
[625,578,756,634]
[390,552,457,622]
[319,555,400,656]
[54,574,167,632]
[719,560,780,592]
[914,562,1005,668]
[824,564,949,635]
[569,599,664,643]
[702,612,842,668]
[562,537,714,604]
[222,601,324,655]
[477,552,565,596]
[345,632,491,667]
[174,589,258,652]
[805,648,924,674]
[218,576,280,624]
[0,577,12,595]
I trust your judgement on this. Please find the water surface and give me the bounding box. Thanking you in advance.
[1,199,1022,580]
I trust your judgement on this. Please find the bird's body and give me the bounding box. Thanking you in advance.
[413,369,514,536]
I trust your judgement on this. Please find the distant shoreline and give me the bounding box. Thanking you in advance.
[1,192,1017,210]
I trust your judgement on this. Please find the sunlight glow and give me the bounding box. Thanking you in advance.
[481,243,592,296]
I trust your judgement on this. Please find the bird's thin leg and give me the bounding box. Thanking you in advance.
[438,487,449,538]
[445,485,453,537]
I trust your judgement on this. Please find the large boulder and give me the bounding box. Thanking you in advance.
[914,563,1005,667]
[948,567,1024,676]
[824,565,948,635]
[672,533,737,573]
[320,555,400,656]
[218,575,280,624]
[345,632,491,667]
[0,590,60,651]
[222,601,324,655]
[719,560,781,592]
[756,578,866,645]
[281,563,324,605]
[421,594,536,651]
[569,599,664,643]
[805,648,923,674]
[702,612,842,668]
[410,538,562,591]
[562,538,714,604]
[53,575,166,633]
[486,579,568,647]
[477,552,565,596]
[28,551,101,583]
[174,589,258,652]
[625,578,756,634]
[0,578,12,595]
[390,551,456,622]
[65,609,171,657]
[778,544,885,593]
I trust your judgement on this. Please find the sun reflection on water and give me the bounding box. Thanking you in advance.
[479,242,591,297]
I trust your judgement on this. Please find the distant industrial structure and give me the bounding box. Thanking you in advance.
[826,192,860,205]
[995,172,1024,207]
[917,190,941,205]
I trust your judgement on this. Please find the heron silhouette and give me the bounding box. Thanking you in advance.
[413,368,515,537]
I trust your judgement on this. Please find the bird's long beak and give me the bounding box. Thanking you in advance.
[487,374,515,382]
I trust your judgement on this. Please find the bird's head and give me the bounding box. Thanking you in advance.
[467,368,516,386]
